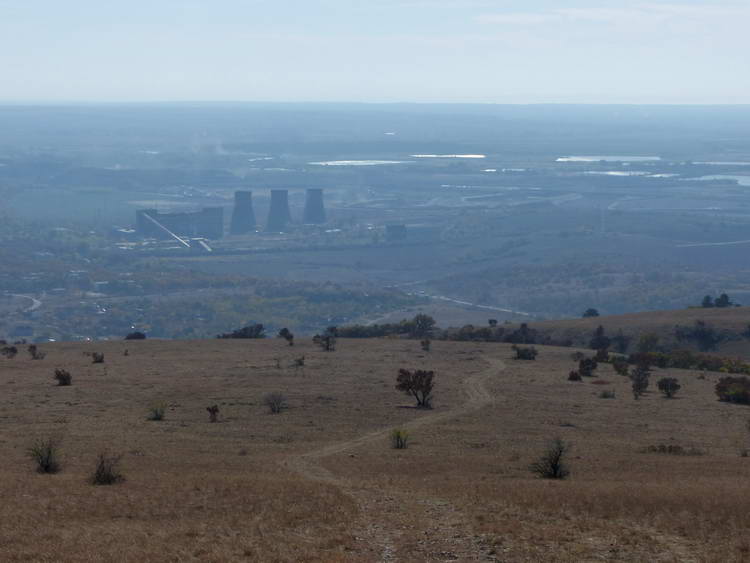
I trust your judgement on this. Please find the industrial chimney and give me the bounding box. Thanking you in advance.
[303,188,326,224]
[230,190,256,235]
[266,189,292,231]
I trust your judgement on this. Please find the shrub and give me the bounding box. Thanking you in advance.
[630,365,651,400]
[396,368,435,408]
[599,389,616,399]
[124,331,146,340]
[611,356,630,376]
[53,368,72,386]
[278,328,294,346]
[657,377,681,399]
[91,452,124,485]
[91,352,104,364]
[675,320,723,351]
[570,351,585,362]
[206,405,220,422]
[582,308,599,318]
[28,437,61,474]
[512,345,538,360]
[390,429,409,449]
[568,371,582,382]
[715,376,750,405]
[578,358,598,377]
[293,356,305,369]
[594,348,609,362]
[27,344,46,360]
[264,392,288,414]
[147,402,166,421]
[420,339,431,352]
[529,437,570,479]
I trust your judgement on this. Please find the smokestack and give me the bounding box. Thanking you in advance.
[230,190,256,235]
[303,188,326,224]
[266,189,292,231]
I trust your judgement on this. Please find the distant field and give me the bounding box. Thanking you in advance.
[2,337,750,561]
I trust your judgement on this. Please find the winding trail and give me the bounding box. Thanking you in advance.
[282,356,506,560]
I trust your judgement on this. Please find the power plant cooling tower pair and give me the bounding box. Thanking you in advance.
[229,189,326,234]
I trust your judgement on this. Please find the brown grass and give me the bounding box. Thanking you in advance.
[1,338,750,561]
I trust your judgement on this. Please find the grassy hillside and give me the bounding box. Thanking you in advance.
[2,336,750,561]
[495,306,750,358]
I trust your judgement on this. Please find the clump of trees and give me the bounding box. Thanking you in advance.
[124,331,146,340]
[701,293,735,308]
[396,369,434,408]
[314,327,337,351]
[217,324,266,339]
[529,437,570,479]
[715,376,750,405]
[675,320,724,351]
[582,308,600,318]
[1,345,18,359]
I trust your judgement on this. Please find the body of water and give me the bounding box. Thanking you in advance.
[557,156,661,162]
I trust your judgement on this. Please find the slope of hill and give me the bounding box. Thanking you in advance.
[492,306,750,358]
[3,335,750,561]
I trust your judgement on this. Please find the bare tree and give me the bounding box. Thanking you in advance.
[396,369,434,408]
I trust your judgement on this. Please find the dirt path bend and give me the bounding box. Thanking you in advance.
[282,355,506,561]
[286,356,504,485]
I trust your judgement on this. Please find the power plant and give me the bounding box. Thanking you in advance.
[133,189,326,245]
[266,189,292,231]
[229,190,256,234]
[303,188,326,224]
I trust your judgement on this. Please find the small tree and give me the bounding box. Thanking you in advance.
[420,339,431,352]
[206,405,220,422]
[91,352,104,364]
[488,319,498,327]
[411,314,436,338]
[263,392,288,414]
[529,437,570,479]
[568,370,582,381]
[701,295,715,308]
[278,328,294,346]
[612,356,630,376]
[715,293,732,308]
[583,308,600,318]
[630,364,651,399]
[636,333,660,355]
[28,437,61,474]
[53,368,72,386]
[396,369,435,408]
[657,377,681,398]
[589,325,610,351]
[315,327,337,352]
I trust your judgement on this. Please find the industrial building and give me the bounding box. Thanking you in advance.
[135,207,224,240]
[266,189,292,231]
[229,190,256,234]
[303,188,326,224]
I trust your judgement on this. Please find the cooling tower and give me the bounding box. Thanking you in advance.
[266,189,292,231]
[303,188,326,224]
[229,190,256,235]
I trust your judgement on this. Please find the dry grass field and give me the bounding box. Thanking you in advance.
[2,337,750,561]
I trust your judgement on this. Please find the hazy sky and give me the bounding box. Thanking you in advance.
[1,0,748,104]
